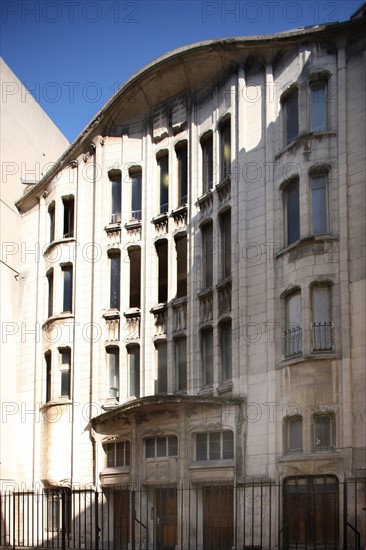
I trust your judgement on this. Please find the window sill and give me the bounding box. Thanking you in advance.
[217,379,233,394]
[151,212,169,225]
[123,307,141,319]
[102,398,120,410]
[40,398,72,411]
[197,286,214,299]
[277,352,340,368]
[198,385,214,396]
[275,131,336,160]
[150,303,168,315]
[170,204,187,220]
[276,234,339,260]
[215,176,231,192]
[278,450,340,462]
[43,237,76,256]
[42,312,74,329]
[103,309,120,320]
[216,276,232,291]
[104,222,121,233]
[196,189,213,210]
[190,460,234,470]
[100,466,130,475]
[124,219,141,230]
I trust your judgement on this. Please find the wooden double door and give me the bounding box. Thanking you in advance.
[284,476,339,549]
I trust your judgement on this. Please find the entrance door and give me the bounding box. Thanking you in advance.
[155,488,177,550]
[114,490,130,549]
[284,476,338,549]
[203,486,234,550]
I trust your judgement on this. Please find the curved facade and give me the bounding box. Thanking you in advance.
[8,14,366,550]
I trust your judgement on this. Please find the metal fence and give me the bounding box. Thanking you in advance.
[1,477,365,550]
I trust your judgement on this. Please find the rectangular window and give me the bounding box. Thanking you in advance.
[158,154,169,214]
[62,265,73,313]
[310,82,327,132]
[110,172,122,223]
[202,222,213,288]
[176,143,188,206]
[128,346,140,398]
[314,414,335,450]
[201,328,213,386]
[220,120,231,181]
[286,416,303,452]
[47,270,54,318]
[48,203,55,242]
[220,210,231,280]
[59,348,71,398]
[145,436,178,458]
[156,343,167,394]
[62,197,74,238]
[45,352,52,402]
[201,132,213,193]
[107,347,119,399]
[175,337,187,392]
[105,441,130,467]
[156,240,168,303]
[129,247,141,308]
[131,170,142,220]
[312,286,333,351]
[220,320,232,381]
[285,179,300,245]
[311,175,327,235]
[284,89,299,144]
[175,235,187,298]
[285,291,302,357]
[196,431,233,461]
[109,253,121,309]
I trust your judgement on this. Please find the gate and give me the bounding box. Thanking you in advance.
[0,478,364,549]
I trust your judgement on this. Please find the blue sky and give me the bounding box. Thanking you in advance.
[1,0,364,142]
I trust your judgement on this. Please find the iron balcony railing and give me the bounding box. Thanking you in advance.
[284,325,302,357]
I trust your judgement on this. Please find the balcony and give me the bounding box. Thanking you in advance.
[312,322,335,352]
[217,278,232,316]
[284,326,302,357]
[170,204,187,230]
[151,304,168,336]
[123,308,140,341]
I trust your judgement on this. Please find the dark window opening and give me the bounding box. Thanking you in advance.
[46,269,54,318]
[62,265,73,313]
[156,343,167,394]
[176,143,188,206]
[109,252,121,310]
[220,319,232,381]
[104,441,130,467]
[158,154,169,214]
[59,348,71,398]
[107,347,119,399]
[283,89,299,144]
[286,416,303,453]
[62,197,74,239]
[48,203,55,242]
[128,346,140,398]
[45,351,52,402]
[156,240,168,303]
[145,436,178,459]
[310,82,327,132]
[110,172,122,224]
[220,210,231,280]
[175,337,187,392]
[131,169,142,220]
[129,247,141,308]
[311,175,327,235]
[201,328,213,386]
[220,119,231,181]
[196,431,233,461]
[202,222,213,288]
[285,179,300,245]
[175,235,187,298]
[201,132,213,193]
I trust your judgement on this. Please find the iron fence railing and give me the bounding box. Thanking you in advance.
[0,477,364,550]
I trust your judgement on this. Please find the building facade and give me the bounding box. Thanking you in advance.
[2,13,366,550]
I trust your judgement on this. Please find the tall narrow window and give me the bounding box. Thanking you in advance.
[176,142,188,206]
[46,269,54,318]
[310,81,327,132]
[312,285,333,351]
[129,247,141,308]
[175,337,187,392]
[156,342,167,394]
[128,346,140,398]
[196,431,233,461]
[286,416,303,453]
[48,203,55,242]
[107,347,119,399]
[202,222,213,288]
[201,328,213,386]
[45,351,52,402]
[104,441,130,467]
[220,319,232,381]
[285,179,300,245]
[175,234,187,298]
[201,132,213,193]
[314,414,335,450]
[130,169,142,220]
[285,291,302,357]
[62,265,73,313]
[62,197,74,238]
[311,175,327,235]
[110,171,122,223]
[109,252,121,309]
[156,240,168,303]
[59,348,71,398]
[220,210,231,280]
[283,88,299,145]
[220,119,231,181]
[157,154,169,214]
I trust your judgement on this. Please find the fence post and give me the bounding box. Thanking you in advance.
[61,491,66,550]
[131,490,136,550]
[343,477,348,550]
[95,490,99,550]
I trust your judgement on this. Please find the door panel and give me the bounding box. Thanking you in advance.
[156,488,177,550]
[114,490,130,549]
[203,486,234,550]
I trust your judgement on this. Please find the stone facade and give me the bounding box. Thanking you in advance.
[3,14,366,550]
